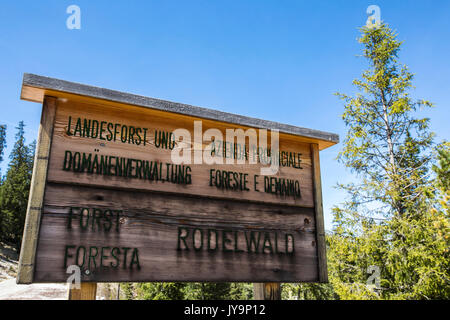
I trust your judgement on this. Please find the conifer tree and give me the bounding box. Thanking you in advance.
[0,124,6,175]
[0,124,7,238]
[130,282,253,300]
[0,122,35,250]
[329,22,448,299]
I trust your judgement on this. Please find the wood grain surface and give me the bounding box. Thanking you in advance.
[23,96,330,284]
[33,183,319,283]
[46,99,314,207]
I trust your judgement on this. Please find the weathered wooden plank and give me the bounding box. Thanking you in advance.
[16,96,57,284]
[45,99,314,207]
[42,183,316,230]
[33,183,319,283]
[311,143,328,283]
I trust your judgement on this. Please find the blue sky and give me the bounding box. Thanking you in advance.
[0,0,449,230]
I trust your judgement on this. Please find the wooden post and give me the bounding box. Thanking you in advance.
[16,96,57,284]
[253,283,281,300]
[68,283,97,300]
[311,143,328,282]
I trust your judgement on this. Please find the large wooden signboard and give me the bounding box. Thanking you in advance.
[17,73,338,284]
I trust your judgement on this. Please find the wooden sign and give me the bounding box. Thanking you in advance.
[17,73,338,284]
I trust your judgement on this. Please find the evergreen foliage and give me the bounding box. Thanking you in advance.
[0,122,35,251]
[0,124,6,174]
[0,124,6,237]
[118,282,253,300]
[328,23,449,299]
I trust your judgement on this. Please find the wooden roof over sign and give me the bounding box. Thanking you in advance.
[20,73,339,150]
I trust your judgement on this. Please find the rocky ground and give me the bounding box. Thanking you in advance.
[0,242,118,300]
[0,243,17,282]
[0,242,67,300]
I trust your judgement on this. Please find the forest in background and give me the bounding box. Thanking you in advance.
[0,22,448,300]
